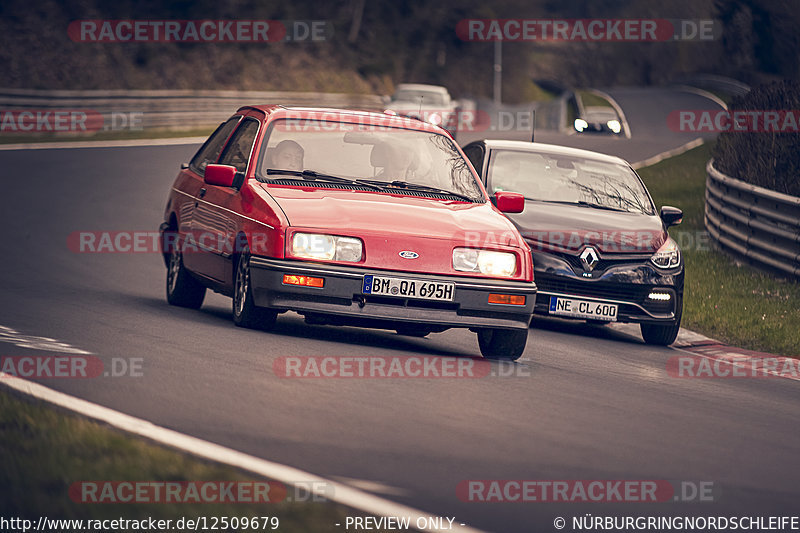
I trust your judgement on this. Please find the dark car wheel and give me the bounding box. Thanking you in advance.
[640,302,682,346]
[477,328,528,360]
[166,240,205,309]
[233,246,277,330]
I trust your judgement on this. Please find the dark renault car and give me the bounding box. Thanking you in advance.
[462,140,684,345]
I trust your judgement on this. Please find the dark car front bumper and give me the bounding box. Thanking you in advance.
[248,256,537,331]
[532,251,683,324]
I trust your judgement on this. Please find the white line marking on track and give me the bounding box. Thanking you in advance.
[671,85,729,111]
[0,325,92,354]
[332,476,411,497]
[632,137,705,169]
[0,375,485,533]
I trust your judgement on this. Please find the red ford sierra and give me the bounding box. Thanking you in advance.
[160,106,537,359]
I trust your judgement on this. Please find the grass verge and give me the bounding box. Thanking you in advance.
[0,387,354,531]
[637,142,800,356]
[0,128,216,145]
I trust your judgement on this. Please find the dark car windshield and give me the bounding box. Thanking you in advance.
[257,119,483,201]
[488,149,655,215]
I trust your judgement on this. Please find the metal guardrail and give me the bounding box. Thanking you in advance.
[705,159,800,278]
[0,88,384,131]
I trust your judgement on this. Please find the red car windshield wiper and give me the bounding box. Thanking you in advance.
[263,169,385,192]
[367,179,476,202]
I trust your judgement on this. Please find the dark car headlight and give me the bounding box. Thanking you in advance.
[650,236,681,269]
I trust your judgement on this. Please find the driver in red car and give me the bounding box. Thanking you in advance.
[271,140,304,171]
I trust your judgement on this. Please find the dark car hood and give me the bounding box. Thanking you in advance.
[508,200,666,254]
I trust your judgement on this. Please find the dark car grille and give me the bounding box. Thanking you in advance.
[552,252,649,273]
[536,275,649,302]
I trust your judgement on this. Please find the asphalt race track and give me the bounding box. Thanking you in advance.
[1,87,798,532]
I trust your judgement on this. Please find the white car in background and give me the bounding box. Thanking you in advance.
[574,106,623,135]
[385,83,460,136]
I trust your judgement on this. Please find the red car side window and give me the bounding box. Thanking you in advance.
[218,118,260,173]
[189,116,241,175]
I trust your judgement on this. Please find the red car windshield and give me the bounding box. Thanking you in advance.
[257,119,483,201]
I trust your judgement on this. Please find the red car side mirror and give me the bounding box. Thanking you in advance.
[495,191,525,214]
[204,164,237,187]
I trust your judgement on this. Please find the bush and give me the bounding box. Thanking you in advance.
[713,80,800,197]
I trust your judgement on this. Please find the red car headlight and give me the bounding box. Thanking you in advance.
[291,233,363,262]
[453,248,516,277]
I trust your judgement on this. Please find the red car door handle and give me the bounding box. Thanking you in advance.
[198,188,207,198]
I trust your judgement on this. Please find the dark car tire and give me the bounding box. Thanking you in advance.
[477,328,528,360]
[166,239,205,309]
[396,325,432,338]
[233,246,277,330]
[640,303,682,346]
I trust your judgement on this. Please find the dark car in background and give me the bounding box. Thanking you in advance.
[463,140,684,345]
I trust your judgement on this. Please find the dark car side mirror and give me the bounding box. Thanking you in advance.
[495,191,525,214]
[660,206,683,227]
[204,164,237,188]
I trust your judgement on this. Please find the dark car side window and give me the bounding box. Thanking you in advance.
[464,145,485,178]
[189,116,241,175]
[218,118,260,173]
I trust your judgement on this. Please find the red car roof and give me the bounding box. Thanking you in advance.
[236,105,448,135]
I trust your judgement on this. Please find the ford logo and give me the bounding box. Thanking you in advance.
[399,251,419,259]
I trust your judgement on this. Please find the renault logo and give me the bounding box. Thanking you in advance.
[580,247,600,271]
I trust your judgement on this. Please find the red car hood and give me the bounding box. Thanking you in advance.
[260,184,520,243]
[256,184,529,276]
